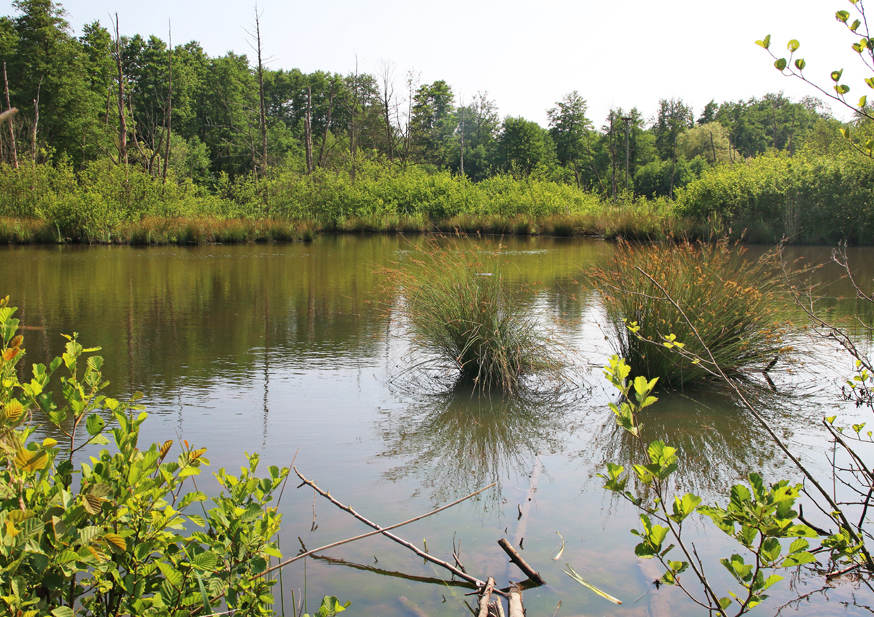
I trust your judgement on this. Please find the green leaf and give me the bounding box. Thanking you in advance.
[836,84,851,95]
[762,573,783,590]
[794,58,806,71]
[52,608,74,617]
[85,413,105,436]
[192,551,219,572]
[774,58,787,71]
[832,69,844,82]
[755,34,772,49]
[837,10,851,22]
[787,39,800,52]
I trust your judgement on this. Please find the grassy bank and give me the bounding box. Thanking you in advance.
[0,160,679,244]
[4,154,874,245]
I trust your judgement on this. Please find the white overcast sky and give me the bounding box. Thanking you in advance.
[1,0,867,126]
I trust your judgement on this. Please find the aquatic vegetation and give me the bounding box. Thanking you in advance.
[391,237,564,394]
[590,239,787,389]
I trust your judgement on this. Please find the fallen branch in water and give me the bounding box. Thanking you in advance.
[258,474,496,579]
[498,537,544,585]
[293,466,503,594]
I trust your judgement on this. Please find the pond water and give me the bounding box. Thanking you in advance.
[1,236,872,616]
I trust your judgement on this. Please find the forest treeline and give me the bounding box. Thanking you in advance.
[1,0,873,243]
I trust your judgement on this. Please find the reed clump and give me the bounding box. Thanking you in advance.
[391,237,562,395]
[590,239,787,389]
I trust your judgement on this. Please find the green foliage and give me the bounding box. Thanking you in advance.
[590,240,786,389]
[677,152,874,243]
[0,297,342,616]
[633,158,697,199]
[600,356,818,615]
[389,238,563,394]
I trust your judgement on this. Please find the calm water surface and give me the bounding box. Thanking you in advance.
[1,236,872,616]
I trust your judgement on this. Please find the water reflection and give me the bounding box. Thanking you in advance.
[591,385,799,497]
[378,386,576,502]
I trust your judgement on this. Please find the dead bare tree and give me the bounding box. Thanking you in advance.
[380,61,395,164]
[254,6,268,175]
[162,21,173,183]
[304,85,313,174]
[30,76,40,163]
[3,62,18,168]
[113,13,128,166]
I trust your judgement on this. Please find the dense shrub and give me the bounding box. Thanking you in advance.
[677,153,874,243]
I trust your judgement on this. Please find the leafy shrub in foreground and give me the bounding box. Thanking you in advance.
[0,298,332,616]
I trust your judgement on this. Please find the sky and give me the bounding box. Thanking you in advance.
[1,0,868,126]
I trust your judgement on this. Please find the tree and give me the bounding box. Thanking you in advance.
[677,121,737,164]
[653,98,693,198]
[547,91,596,188]
[410,79,455,167]
[8,0,105,165]
[495,116,554,176]
[697,99,719,125]
[445,91,498,180]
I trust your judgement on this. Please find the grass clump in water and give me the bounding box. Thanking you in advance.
[392,237,562,395]
[590,239,787,389]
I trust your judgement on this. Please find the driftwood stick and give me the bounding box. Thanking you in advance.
[294,466,501,593]
[498,538,544,585]
[508,584,523,617]
[259,476,497,578]
[478,577,495,617]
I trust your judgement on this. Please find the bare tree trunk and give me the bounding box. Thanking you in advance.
[3,62,17,168]
[459,104,464,176]
[255,7,267,175]
[609,115,616,200]
[317,87,334,168]
[114,14,128,166]
[380,62,394,164]
[305,86,313,174]
[349,58,358,181]
[162,21,173,183]
[402,71,417,169]
[31,77,41,163]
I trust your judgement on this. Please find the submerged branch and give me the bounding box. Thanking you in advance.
[293,466,502,593]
